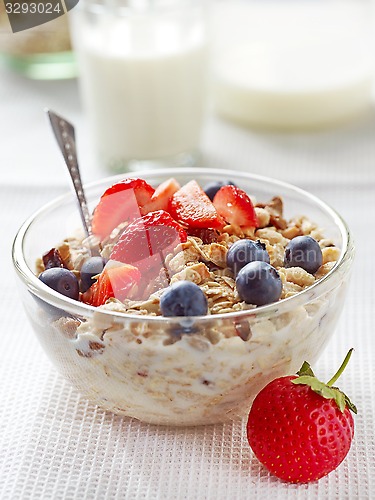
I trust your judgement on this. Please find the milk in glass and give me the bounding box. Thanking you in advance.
[213,1,373,129]
[72,1,207,170]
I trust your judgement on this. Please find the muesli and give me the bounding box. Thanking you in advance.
[37,177,339,319]
[34,177,343,424]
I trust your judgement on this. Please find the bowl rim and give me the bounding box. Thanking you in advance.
[12,167,354,323]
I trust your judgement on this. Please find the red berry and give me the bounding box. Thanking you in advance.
[91,178,155,240]
[81,262,141,306]
[213,185,258,228]
[187,227,220,244]
[168,180,225,229]
[247,351,356,483]
[141,178,181,214]
[42,247,65,270]
[110,210,187,265]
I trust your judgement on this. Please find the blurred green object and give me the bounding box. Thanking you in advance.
[0,51,77,79]
[0,6,77,80]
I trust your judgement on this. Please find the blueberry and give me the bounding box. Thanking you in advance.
[227,239,270,275]
[204,180,235,201]
[39,267,79,300]
[284,235,322,274]
[160,281,208,317]
[80,256,106,292]
[236,261,282,306]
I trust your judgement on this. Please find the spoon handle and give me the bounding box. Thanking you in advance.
[46,109,92,238]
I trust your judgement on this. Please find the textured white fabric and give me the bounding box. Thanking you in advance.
[1,67,375,499]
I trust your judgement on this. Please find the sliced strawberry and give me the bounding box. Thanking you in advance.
[110,210,188,265]
[213,185,258,228]
[81,262,141,306]
[168,180,224,229]
[91,178,155,241]
[141,178,181,215]
[131,255,171,300]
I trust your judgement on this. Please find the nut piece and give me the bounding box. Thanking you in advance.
[322,247,341,264]
[266,242,285,268]
[203,243,228,268]
[170,262,210,285]
[315,261,336,280]
[283,267,316,287]
[167,242,201,273]
[254,207,271,228]
[52,316,81,339]
[58,242,73,269]
[282,225,303,240]
[256,228,289,246]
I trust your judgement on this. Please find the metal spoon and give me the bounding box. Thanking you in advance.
[46,109,93,239]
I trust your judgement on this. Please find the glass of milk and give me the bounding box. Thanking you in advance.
[70,0,208,171]
[212,0,374,130]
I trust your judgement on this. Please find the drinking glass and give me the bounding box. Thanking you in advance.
[70,0,208,172]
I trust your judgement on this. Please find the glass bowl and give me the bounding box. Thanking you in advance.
[12,168,354,426]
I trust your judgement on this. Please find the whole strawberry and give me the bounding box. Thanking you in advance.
[247,349,357,483]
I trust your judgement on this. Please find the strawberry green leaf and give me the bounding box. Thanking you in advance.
[293,376,336,398]
[343,393,358,414]
[292,349,358,415]
[292,376,348,411]
[296,361,315,378]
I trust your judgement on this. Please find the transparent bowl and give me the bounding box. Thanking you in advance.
[12,168,354,426]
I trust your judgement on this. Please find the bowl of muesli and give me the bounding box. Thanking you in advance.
[12,168,354,426]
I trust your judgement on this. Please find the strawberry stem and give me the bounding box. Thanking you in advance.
[326,348,354,387]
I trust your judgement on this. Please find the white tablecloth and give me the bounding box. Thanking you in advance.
[0,67,374,499]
